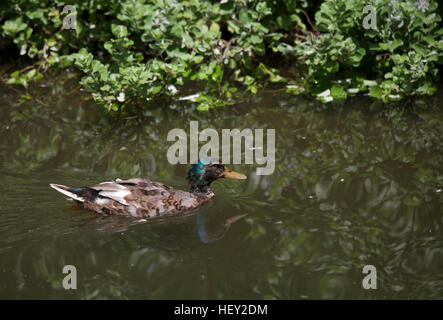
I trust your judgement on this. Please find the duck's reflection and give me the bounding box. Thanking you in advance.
[196,212,247,243]
[77,204,247,243]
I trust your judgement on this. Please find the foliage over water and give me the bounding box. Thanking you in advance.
[1,0,442,111]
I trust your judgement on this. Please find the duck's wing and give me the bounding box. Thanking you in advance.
[90,181,133,205]
[90,178,202,217]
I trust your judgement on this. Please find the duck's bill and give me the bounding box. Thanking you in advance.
[225,168,247,180]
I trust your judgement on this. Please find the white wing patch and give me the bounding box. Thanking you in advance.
[92,182,131,206]
[96,181,125,187]
[98,189,131,206]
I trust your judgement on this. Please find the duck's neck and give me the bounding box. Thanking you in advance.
[189,178,213,196]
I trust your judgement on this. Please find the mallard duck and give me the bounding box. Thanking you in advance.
[50,158,246,218]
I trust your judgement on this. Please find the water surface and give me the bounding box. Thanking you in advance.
[0,72,442,299]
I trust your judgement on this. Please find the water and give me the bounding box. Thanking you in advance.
[0,71,442,299]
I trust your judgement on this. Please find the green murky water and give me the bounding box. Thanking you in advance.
[0,72,442,299]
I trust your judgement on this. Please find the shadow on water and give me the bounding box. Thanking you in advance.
[0,70,442,299]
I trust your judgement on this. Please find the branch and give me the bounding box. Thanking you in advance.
[300,9,319,34]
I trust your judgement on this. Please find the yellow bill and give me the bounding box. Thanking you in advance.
[224,167,247,180]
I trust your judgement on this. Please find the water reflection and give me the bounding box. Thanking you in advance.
[77,202,248,244]
[0,71,442,299]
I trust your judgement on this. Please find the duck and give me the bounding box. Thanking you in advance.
[50,158,247,218]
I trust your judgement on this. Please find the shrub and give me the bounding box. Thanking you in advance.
[280,0,443,102]
[0,0,442,110]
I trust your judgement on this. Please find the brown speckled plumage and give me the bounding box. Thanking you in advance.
[68,179,212,218]
[50,159,246,219]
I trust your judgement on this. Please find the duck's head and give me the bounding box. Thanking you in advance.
[187,158,247,195]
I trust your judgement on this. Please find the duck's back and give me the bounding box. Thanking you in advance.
[79,178,213,218]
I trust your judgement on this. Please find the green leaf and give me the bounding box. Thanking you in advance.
[330,85,347,99]
[239,9,252,24]
[369,86,382,99]
[111,24,128,38]
[3,17,28,36]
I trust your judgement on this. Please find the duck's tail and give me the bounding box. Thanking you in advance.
[50,184,87,202]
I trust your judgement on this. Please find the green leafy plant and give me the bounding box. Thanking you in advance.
[280,0,443,102]
[0,0,441,110]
